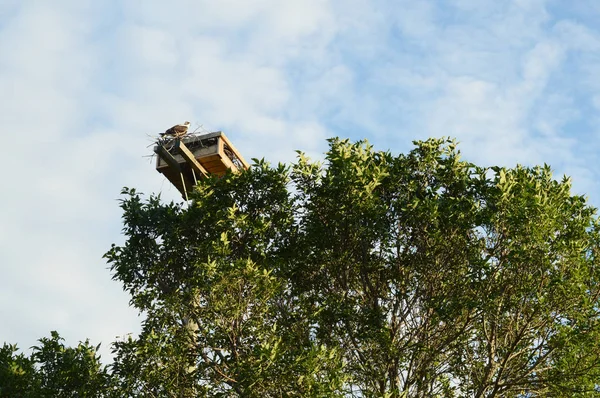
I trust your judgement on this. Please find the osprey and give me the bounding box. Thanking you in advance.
[161,121,190,137]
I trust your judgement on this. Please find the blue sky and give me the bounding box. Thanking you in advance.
[1,0,600,360]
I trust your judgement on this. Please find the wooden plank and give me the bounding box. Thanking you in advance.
[155,145,181,173]
[218,134,224,159]
[180,173,189,201]
[218,148,236,171]
[187,145,219,159]
[206,168,227,175]
[176,141,208,178]
[154,147,194,198]
[220,132,250,169]
[199,165,228,174]
[198,154,221,162]
[199,159,227,168]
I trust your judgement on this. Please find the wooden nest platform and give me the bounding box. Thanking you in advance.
[154,131,249,199]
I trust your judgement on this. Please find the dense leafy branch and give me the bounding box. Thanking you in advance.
[4,137,600,397]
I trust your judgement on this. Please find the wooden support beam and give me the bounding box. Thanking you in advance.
[219,148,236,171]
[180,173,189,201]
[176,140,209,178]
[220,133,250,170]
[155,145,181,173]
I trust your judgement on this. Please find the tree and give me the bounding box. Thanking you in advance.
[104,137,600,397]
[107,159,346,397]
[4,137,598,397]
[0,342,37,396]
[0,331,110,397]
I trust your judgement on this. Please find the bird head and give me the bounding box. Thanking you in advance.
[184,121,190,126]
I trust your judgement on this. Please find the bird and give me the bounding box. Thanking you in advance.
[161,121,191,137]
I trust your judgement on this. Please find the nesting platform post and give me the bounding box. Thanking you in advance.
[154,131,249,199]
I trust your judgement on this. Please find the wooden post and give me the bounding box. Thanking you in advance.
[155,144,191,199]
[175,140,209,178]
[180,174,189,201]
[155,145,181,173]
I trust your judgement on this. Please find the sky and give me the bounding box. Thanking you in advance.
[2,0,600,361]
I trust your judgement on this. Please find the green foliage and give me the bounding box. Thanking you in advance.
[0,343,36,396]
[0,331,110,397]
[106,161,348,397]
[104,137,600,397]
[5,137,600,397]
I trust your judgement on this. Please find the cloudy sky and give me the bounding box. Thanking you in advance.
[2,0,600,360]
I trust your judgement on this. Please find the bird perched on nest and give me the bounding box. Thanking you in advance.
[161,121,190,138]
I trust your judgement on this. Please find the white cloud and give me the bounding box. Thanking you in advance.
[0,0,340,359]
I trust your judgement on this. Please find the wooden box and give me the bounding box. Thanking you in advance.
[154,131,249,199]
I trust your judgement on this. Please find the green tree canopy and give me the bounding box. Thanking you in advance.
[0,331,110,397]
[3,137,600,397]
[104,137,600,397]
